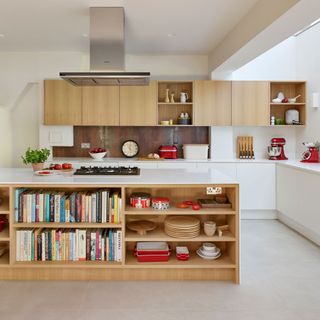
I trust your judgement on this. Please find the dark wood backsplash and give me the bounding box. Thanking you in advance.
[53,126,209,158]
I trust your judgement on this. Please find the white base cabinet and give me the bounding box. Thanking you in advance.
[236,163,276,210]
[277,165,320,245]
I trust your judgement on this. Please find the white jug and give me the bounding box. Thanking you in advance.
[180,92,188,103]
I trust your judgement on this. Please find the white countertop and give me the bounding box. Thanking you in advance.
[0,168,238,185]
[49,157,320,175]
[51,157,274,164]
[277,160,320,175]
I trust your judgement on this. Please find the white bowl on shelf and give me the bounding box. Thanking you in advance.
[89,151,107,160]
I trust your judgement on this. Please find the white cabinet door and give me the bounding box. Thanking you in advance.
[236,163,276,210]
[157,162,197,169]
[118,161,158,169]
[197,163,237,180]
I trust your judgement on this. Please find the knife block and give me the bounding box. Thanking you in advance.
[237,136,255,159]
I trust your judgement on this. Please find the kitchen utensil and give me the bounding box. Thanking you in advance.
[138,157,164,161]
[89,151,107,160]
[288,94,301,103]
[204,221,216,237]
[272,98,282,103]
[277,92,285,100]
[267,146,282,157]
[237,136,255,159]
[74,166,140,176]
[178,118,191,125]
[215,195,228,204]
[34,170,56,176]
[127,220,157,235]
[301,142,320,163]
[176,246,190,261]
[130,192,151,208]
[164,216,200,238]
[152,197,170,210]
[285,109,300,124]
[198,199,231,208]
[135,242,170,262]
[267,138,288,160]
[180,92,189,103]
[160,120,170,125]
[158,145,177,159]
[170,93,175,103]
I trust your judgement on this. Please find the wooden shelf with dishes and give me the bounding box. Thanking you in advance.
[270,81,306,126]
[125,228,236,242]
[0,184,239,282]
[157,81,194,126]
[125,250,236,269]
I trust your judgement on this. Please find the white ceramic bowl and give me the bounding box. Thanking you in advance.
[202,242,217,252]
[288,98,296,103]
[89,151,107,159]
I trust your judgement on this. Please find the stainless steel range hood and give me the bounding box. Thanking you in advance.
[60,7,150,86]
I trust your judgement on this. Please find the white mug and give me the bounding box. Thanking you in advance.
[180,92,188,103]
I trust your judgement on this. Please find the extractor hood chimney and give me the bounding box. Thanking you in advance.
[60,7,150,86]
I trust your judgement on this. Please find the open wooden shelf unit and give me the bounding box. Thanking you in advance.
[270,81,306,125]
[0,183,239,283]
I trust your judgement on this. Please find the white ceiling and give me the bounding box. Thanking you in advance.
[0,0,259,54]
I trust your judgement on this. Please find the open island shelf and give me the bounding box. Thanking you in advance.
[0,179,239,282]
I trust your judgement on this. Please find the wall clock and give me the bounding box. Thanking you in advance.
[121,140,140,158]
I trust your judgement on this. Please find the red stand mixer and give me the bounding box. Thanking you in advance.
[301,142,320,163]
[267,138,288,160]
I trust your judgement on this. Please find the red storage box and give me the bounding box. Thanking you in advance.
[158,145,177,159]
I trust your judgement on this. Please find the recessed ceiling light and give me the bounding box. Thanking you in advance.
[167,33,176,38]
[82,33,88,37]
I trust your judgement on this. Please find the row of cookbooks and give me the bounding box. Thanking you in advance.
[15,188,121,224]
[16,228,122,262]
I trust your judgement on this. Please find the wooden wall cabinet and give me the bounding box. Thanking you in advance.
[44,80,82,125]
[120,81,157,126]
[232,81,270,126]
[194,81,232,126]
[82,86,120,126]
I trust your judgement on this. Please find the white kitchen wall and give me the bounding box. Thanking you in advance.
[211,37,298,160]
[0,52,208,167]
[295,22,320,155]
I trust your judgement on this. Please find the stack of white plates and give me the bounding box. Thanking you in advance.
[196,243,221,260]
[164,216,200,238]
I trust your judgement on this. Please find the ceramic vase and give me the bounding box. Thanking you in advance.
[165,89,170,103]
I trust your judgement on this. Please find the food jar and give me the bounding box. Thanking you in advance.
[152,197,170,210]
[130,192,151,209]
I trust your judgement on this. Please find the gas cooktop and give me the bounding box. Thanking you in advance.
[73,166,140,176]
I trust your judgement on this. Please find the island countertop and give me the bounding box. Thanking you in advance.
[0,168,238,185]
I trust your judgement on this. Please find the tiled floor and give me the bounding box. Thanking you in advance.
[1,220,320,320]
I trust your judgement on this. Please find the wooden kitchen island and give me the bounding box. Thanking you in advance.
[0,168,239,283]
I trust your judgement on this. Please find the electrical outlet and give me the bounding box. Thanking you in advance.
[206,187,222,195]
[81,142,91,149]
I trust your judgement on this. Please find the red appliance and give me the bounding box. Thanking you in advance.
[301,142,319,163]
[158,145,177,159]
[268,138,288,160]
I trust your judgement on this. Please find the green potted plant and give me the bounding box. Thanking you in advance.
[22,147,51,171]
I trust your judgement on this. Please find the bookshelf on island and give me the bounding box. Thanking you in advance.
[0,182,239,283]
